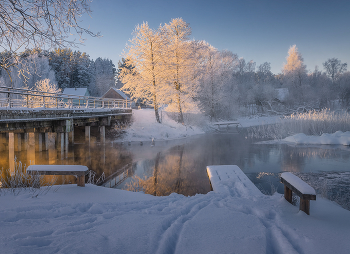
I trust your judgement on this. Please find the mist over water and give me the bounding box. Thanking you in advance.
[2,133,350,196]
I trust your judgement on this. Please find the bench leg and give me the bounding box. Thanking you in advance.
[300,198,310,215]
[77,175,85,187]
[284,185,292,203]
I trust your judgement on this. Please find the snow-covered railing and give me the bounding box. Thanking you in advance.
[0,86,131,109]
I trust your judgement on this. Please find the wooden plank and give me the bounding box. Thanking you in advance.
[281,177,316,200]
[284,185,293,203]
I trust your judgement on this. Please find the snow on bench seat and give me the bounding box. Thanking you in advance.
[280,172,316,215]
[26,165,89,187]
[207,165,262,198]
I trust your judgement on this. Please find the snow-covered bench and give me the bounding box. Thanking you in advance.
[280,172,316,215]
[212,121,241,129]
[26,165,89,187]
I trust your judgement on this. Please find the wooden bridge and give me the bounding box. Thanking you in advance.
[0,86,132,172]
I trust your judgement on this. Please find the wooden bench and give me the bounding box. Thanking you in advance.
[26,165,89,187]
[213,121,241,129]
[280,172,316,215]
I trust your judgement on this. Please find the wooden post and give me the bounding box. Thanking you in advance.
[284,185,293,203]
[69,129,74,145]
[27,133,35,165]
[85,126,90,143]
[44,133,49,151]
[77,175,85,187]
[300,198,310,215]
[100,125,105,144]
[65,132,69,151]
[35,133,43,152]
[9,132,15,175]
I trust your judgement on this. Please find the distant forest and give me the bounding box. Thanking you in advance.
[0,42,349,121]
[0,48,117,97]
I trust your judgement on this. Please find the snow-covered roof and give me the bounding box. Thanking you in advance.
[102,87,129,100]
[63,88,89,97]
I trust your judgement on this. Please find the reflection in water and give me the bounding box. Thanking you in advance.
[1,133,350,196]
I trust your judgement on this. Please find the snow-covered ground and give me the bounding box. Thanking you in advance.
[237,115,282,127]
[1,176,350,253]
[259,131,350,146]
[120,109,204,142]
[120,109,282,142]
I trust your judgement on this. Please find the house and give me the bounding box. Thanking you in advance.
[62,87,90,97]
[62,87,90,107]
[102,87,130,100]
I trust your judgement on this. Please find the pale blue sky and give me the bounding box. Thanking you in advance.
[77,0,350,74]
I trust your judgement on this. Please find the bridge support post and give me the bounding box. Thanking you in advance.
[9,133,15,175]
[15,133,21,152]
[48,133,56,165]
[85,126,90,143]
[45,133,49,151]
[65,132,69,152]
[69,130,74,145]
[35,133,43,152]
[100,126,105,144]
[27,133,35,165]
[0,133,5,151]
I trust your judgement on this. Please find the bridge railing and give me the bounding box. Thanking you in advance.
[0,86,132,109]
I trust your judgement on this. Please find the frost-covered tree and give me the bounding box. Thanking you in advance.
[120,22,165,123]
[27,79,61,107]
[0,0,98,82]
[162,18,200,123]
[282,45,307,104]
[92,57,116,96]
[198,44,238,120]
[48,48,93,90]
[323,58,347,84]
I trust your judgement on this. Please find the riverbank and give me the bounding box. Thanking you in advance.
[1,182,350,253]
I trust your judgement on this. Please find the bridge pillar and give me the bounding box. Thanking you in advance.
[100,126,105,144]
[9,133,15,175]
[27,133,35,165]
[85,126,90,143]
[0,133,6,151]
[69,130,74,145]
[44,133,49,151]
[65,132,69,152]
[35,133,43,152]
[48,133,56,165]
[14,133,22,152]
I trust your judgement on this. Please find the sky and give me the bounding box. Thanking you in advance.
[76,0,350,74]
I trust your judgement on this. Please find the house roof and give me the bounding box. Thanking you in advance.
[62,88,89,96]
[102,87,129,100]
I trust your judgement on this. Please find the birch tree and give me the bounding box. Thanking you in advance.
[120,22,164,123]
[162,18,199,123]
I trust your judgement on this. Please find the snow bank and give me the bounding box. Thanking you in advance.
[121,109,204,142]
[283,131,350,146]
[1,183,350,253]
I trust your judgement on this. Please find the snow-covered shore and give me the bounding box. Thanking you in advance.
[120,109,281,142]
[258,131,350,146]
[1,182,350,254]
[120,109,204,141]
